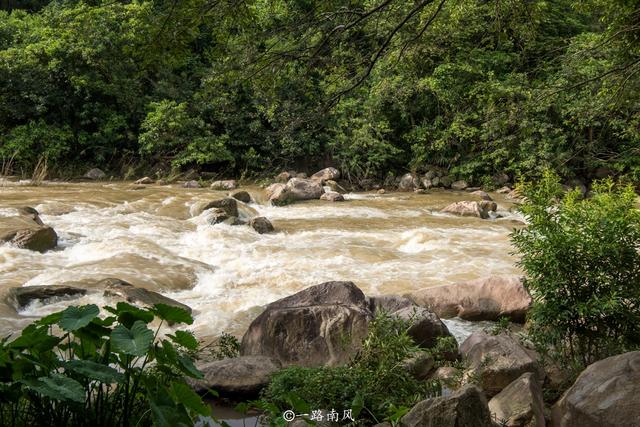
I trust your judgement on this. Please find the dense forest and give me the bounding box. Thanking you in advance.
[0,0,639,186]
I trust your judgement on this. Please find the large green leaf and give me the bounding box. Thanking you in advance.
[170,381,211,416]
[58,305,100,332]
[9,324,61,352]
[177,354,203,379]
[167,330,198,350]
[152,304,193,325]
[65,359,125,384]
[110,321,154,357]
[107,302,154,328]
[148,387,193,427]
[23,374,85,403]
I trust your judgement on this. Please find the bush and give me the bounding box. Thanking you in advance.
[512,171,640,369]
[257,313,447,426]
[0,302,212,427]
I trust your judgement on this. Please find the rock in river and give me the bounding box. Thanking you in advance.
[6,285,88,310]
[249,217,274,234]
[441,200,497,219]
[268,178,324,205]
[320,191,344,202]
[210,179,237,190]
[310,167,340,184]
[202,197,239,217]
[230,190,251,203]
[407,276,531,323]
[0,214,58,253]
[101,278,191,314]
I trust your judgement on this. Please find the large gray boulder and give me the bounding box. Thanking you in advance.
[441,201,497,219]
[188,355,281,397]
[268,178,324,205]
[488,372,545,427]
[310,167,340,184]
[210,179,237,190]
[460,332,543,397]
[101,278,191,314]
[240,281,372,367]
[368,295,453,350]
[6,285,87,310]
[400,386,493,427]
[320,191,345,202]
[230,190,251,203]
[551,351,640,427]
[399,173,420,191]
[407,276,531,323]
[249,217,274,234]
[0,214,58,253]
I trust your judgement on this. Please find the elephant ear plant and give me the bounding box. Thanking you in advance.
[0,302,218,427]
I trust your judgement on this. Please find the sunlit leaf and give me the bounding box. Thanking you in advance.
[58,305,100,332]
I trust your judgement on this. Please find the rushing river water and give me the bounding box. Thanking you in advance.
[0,181,522,341]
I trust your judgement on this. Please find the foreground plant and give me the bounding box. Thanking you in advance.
[512,171,640,370]
[0,302,213,427]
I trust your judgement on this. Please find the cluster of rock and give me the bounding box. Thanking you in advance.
[201,194,274,234]
[267,167,345,205]
[187,278,638,427]
[397,169,510,193]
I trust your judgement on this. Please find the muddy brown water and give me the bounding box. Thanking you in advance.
[0,181,522,340]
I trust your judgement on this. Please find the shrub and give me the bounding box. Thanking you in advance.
[512,171,640,369]
[257,313,445,426]
[0,302,213,427]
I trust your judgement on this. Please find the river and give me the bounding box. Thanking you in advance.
[0,181,522,341]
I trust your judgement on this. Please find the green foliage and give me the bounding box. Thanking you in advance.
[258,313,442,425]
[512,171,640,369]
[0,303,212,427]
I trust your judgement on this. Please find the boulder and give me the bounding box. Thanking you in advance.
[368,295,454,350]
[134,176,154,185]
[439,176,453,188]
[551,351,640,427]
[240,281,372,367]
[0,215,58,253]
[6,285,87,310]
[421,177,434,189]
[430,366,462,385]
[183,180,200,188]
[441,201,497,219]
[470,190,493,201]
[83,168,106,180]
[265,183,286,199]
[377,189,386,194]
[324,180,347,194]
[188,356,281,397]
[399,386,493,427]
[295,172,308,179]
[310,167,340,184]
[493,173,510,186]
[460,332,543,397]
[399,173,420,191]
[488,372,545,427]
[320,191,345,202]
[275,171,291,183]
[202,198,239,218]
[403,353,435,380]
[424,170,438,180]
[210,180,237,191]
[249,217,274,234]
[269,178,324,205]
[407,276,531,323]
[205,208,231,225]
[230,190,251,203]
[101,278,192,314]
[451,180,469,191]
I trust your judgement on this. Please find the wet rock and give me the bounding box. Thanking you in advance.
[421,177,434,189]
[210,179,237,191]
[320,191,344,202]
[0,215,58,253]
[6,285,88,310]
[265,183,286,199]
[399,173,420,191]
[407,276,531,323]
[451,180,469,191]
[310,167,340,184]
[368,295,454,350]
[230,190,251,203]
[269,178,324,205]
[441,201,497,219]
[460,331,543,397]
[551,351,640,427]
[249,217,274,234]
[488,372,545,427]
[240,281,371,367]
[83,168,106,180]
[101,278,192,314]
[183,180,200,188]
[470,190,493,201]
[496,186,512,194]
[399,386,493,427]
[17,207,44,225]
[203,197,239,218]
[134,176,154,185]
[275,171,291,183]
[424,170,438,180]
[188,356,281,398]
